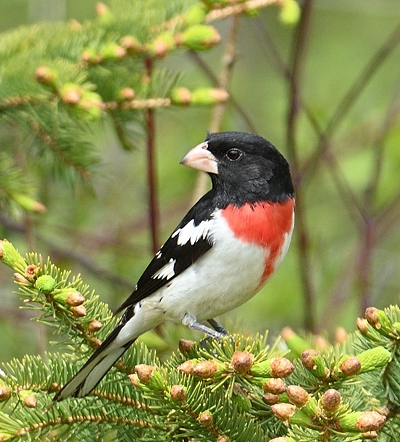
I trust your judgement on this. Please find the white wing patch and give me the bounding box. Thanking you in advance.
[152,258,176,280]
[172,219,211,245]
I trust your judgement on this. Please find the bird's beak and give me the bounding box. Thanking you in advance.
[180,142,218,174]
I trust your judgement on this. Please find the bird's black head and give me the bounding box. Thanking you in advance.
[181,131,294,205]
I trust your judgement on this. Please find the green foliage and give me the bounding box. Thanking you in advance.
[0,239,399,440]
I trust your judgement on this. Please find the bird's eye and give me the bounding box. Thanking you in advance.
[226,148,242,161]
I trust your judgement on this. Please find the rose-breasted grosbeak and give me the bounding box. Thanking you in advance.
[54,131,295,401]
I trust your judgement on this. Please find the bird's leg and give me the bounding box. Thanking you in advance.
[207,318,228,336]
[182,314,226,340]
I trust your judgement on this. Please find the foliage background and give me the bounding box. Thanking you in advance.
[1,0,400,369]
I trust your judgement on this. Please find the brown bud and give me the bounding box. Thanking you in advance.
[362,431,378,439]
[262,393,279,405]
[270,403,296,421]
[88,337,102,350]
[128,373,140,388]
[286,385,309,408]
[178,339,195,354]
[301,349,319,370]
[269,438,288,442]
[0,385,10,401]
[170,385,186,402]
[198,411,213,426]
[87,319,102,332]
[216,437,229,442]
[14,273,29,284]
[263,378,286,394]
[355,411,386,432]
[321,389,341,412]
[339,356,361,376]
[193,360,218,379]
[120,36,143,54]
[35,66,57,85]
[62,86,81,104]
[66,291,85,307]
[356,317,369,334]
[25,265,38,279]
[23,394,37,408]
[48,382,59,393]
[335,327,348,344]
[230,351,254,375]
[119,87,135,101]
[270,358,295,378]
[95,2,109,16]
[0,241,3,259]
[177,360,196,375]
[135,364,155,383]
[71,305,87,317]
[365,307,380,328]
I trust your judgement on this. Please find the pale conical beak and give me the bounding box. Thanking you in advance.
[180,142,218,174]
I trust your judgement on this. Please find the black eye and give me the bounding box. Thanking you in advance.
[226,148,242,161]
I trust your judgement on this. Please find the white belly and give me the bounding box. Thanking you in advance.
[141,212,267,322]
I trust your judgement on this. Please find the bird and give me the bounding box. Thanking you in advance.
[54,131,295,401]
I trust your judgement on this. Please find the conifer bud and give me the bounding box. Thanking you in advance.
[280,327,309,356]
[193,360,220,379]
[251,357,294,378]
[0,385,10,401]
[216,437,229,442]
[128,373,140,388]
[178,339,195,353]
[35,275,56,294]
[170,385,186,402]
[100,43,126,60]
[87,319,102,332]
[14,273,29,285]
[88,337,102,349]
[286,385,310,408]
[95,2,115,24]
[339,356,361,377]
[301,349,329,379]
[270,403,296,422]
[71,305,87,317]
[119,87,135,101]
[120,36,143,54]
[148,32,176,58]
[78,91,104,121]
[66,291,85,306]
[198,411,213,426]
[357,347,391,373]
[48,382,59,392]
[35,66,58,86]
[25,265,38,279]
[355,411,386,432]
[19,390,37,408]
[0,240,27,271]
[191,88,229,106]
[177,360,197,375]
[170,87,192,106]
[356,317,369,334]
[135,364,155,383]
[262,393,279,405]
[183,3,207,26]
[335,327,348,344]
[279,0,301,26]
[176,25,220,51]
[263,378,286,394]
[81,48,102,64]
[321,389,341,412]
[62,83,83,104]
[365,307,379,327]
[230,351,254,375]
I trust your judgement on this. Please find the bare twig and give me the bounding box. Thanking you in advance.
[285,0,316,332]
[191,15,241,205]
[144,58,160,255]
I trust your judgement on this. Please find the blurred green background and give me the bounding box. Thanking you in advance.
[1,0,400,362]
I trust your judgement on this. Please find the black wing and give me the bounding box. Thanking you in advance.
[115,191,216,314]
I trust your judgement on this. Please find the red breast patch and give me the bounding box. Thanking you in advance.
[221,198,295,285]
